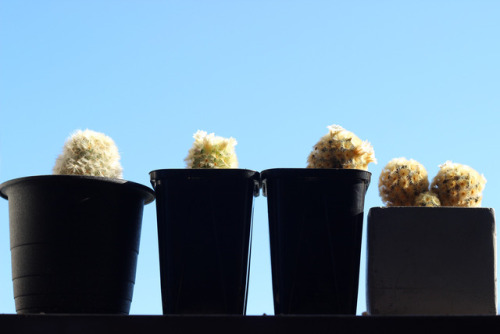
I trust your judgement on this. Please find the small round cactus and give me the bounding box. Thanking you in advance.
[430,161,486,207]
[414,191,441,207]
[184,130,238,169]
[378,158,429,206]
[53,129,123,178]
[306,124,376,170]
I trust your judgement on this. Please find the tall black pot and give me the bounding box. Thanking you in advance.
[261,168,371,315]
[150,169,260,315]
[0,175,155,314]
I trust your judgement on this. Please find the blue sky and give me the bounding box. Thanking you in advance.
[0,1,499,315]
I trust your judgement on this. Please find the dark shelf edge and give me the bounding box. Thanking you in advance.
[1,314,500,334]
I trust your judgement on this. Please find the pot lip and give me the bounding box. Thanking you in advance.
[0,175,155,204]
[261,168,371,180]
[149,168,260,180]
[369,206,495,212]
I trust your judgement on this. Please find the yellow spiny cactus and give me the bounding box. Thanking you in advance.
[414,191,441,207]
[430,161,486,207]
[184,130,238,169]
[378,158,429,206]
[53,129,123,178]
[306,124,376,170]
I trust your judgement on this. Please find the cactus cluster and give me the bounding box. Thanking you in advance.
[379,158,486,207]
[184,130,238,169]
[307,124,376,170]
[378,158,429,207]
[430,161,487,207]
[53,129,123,178]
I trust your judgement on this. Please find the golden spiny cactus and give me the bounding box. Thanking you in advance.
[307,124,376,170]
[378,158,429,206]
[430,161,486,207]
[414,191,441,207]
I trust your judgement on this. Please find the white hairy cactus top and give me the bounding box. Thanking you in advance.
[184,130,238,168]
[306,124,376,170]
[53,129,123,178]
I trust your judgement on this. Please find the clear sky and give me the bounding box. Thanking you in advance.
[0,1,499,315]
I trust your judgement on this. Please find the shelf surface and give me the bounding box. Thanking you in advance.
[1,314,500,334]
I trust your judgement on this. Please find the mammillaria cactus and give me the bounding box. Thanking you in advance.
[306,124,376,170]
[378,158,429,206]
[184,130,238,169]
[414,191,441,207]
[53,129,123,178]
[430,161,486,207]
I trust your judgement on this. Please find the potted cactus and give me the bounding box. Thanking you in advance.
[0,129,155,314]
[367,159,496,315]
[261,124,374,314]
[149,130,259,315]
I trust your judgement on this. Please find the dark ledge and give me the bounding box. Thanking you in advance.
[1,314,500,334]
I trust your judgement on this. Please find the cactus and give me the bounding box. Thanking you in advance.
[184,130,238,169]
[53,129,123,178]
[306,124,376,170]
[414,191,441,207]
[378,158,429,206]
[430,161,486,207]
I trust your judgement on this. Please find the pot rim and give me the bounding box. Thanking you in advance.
[369,206,495,211]
[149,168,260,180]
[261,168,371,180]
[0,175,155,204]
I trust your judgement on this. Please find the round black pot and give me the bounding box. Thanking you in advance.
[0,175,155,314]
[261,168,371,315]
[150,169,260,315]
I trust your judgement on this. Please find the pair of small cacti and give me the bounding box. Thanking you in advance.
[185,124,378,170]
[379,158,486,207]
[52,129,239,178]
[53,126,486,208]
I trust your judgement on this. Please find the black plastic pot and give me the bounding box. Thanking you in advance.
[367,207,497,315]
[261,168,371,315]
[150,169,260,315]
[0,175,155,314]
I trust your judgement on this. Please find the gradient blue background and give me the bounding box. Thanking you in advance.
[1,1,498,315]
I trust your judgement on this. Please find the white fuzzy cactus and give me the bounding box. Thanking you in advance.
[184,130,238,169]
[53,129,123,178]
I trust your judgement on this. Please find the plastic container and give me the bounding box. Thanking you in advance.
[367,206,497,315]
[150,169,260,315]
[0,175,155,314]
[261,168,371,315]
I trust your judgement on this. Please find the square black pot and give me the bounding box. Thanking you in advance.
[367,207,497,315]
